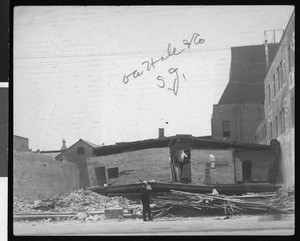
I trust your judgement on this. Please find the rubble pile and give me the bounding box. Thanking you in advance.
[14,189,131,214]
[14,199,37,214]
[55,189,129,212]
[266,185,294,213]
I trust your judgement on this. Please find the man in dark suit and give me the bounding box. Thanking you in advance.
[140,181,152,221]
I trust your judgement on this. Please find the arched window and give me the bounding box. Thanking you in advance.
[77,146,85,155]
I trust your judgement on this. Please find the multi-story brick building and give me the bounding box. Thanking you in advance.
[255,10,295,184]
[211,44,278,143]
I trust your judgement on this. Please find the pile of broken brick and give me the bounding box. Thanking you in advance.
[14,189,134,214]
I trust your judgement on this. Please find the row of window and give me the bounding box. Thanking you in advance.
[267,36,295,105]
[269,104,290,140]
[256,101,290,144]
[270,109,286,139]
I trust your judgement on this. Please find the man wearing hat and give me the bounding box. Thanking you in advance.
[140,181,152,221]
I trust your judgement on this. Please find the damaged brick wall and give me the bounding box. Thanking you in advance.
[86,147,171,186]
[190,149,235,185]
[234,149,275,182]
[14,152,79,202]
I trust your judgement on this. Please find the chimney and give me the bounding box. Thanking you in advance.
[61,138,67,150]
[264,33,269,70]
[159,128,164,138]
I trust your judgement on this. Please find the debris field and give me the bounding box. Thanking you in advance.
[14,185,294,221]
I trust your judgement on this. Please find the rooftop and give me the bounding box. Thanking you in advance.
[93,135,273,156]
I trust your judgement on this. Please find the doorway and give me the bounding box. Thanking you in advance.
[94,166,106,186]
[242,161,252,182]
[170,149,191,183]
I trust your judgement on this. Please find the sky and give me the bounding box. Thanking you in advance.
[13,5,294,151]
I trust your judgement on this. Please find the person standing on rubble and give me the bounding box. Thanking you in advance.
[140,181,152,221]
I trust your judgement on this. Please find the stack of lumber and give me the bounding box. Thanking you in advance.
[151,190,273,218]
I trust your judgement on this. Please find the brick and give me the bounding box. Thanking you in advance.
[14,152,79,202]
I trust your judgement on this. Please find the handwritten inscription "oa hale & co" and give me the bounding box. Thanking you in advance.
[122,33,205,96]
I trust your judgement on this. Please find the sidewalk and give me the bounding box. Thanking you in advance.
[14,214,295,236]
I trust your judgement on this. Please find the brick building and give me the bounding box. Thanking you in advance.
[13,135,31,152]
[255,11,295,184]
[86,135,276,187]
[56,139,100,188]
[211,44,278,143]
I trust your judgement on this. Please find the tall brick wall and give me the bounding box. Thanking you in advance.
[56,140,93,188]
[14,152,79,202]
[234,149,275,182]
[211,103,265,143]
[86,148,171,186]
[190,149,235,185]
[277,128,294,184]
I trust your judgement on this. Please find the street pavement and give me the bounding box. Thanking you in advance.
[13,213,294,236]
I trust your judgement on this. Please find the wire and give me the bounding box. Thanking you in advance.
[14,6,199,27]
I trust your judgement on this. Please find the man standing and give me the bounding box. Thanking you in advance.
[140,181,152,221]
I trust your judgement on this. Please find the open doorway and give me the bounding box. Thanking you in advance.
[94,166,106,186]
[170,149,191,183]
[242,161,252,182]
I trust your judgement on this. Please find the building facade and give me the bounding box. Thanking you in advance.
[255,11,295,184]
[212,44,278,143]
[56,139,100,188]
[212,103,265,143]
[86,136,276,187]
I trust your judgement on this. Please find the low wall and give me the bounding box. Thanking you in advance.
[14,152,80,202]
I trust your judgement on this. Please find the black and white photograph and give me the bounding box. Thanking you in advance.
[13,5,295,236]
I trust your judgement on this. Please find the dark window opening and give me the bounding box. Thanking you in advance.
[107,167,119,178]
[222,121,230,137]
[77,147,85,155]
